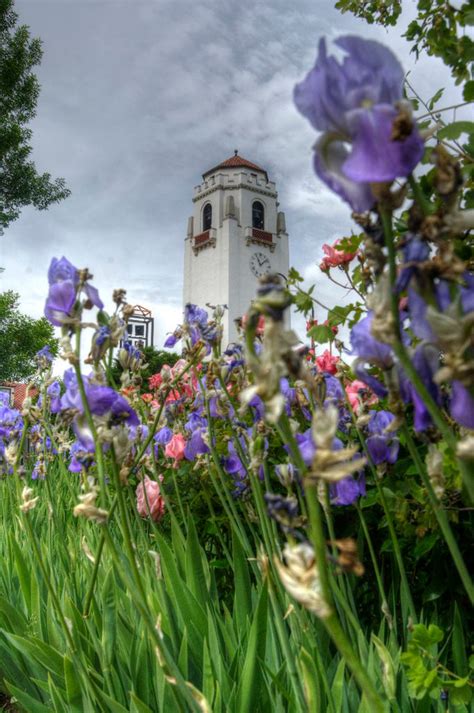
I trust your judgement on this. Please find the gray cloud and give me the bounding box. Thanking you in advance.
[0,0,464,346]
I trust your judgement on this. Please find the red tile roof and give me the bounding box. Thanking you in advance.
[203,151,268,180]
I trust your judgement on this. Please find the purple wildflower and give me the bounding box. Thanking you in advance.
[366,410,399,464]
[294,36,424,212]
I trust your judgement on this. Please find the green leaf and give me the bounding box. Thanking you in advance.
[411,623,444,649]
[428,87,444,110]
[5,682,52,713]
[235,582,268,713]
[307,324,334,344]
[449,683,472,705]
[463,80,474,101]
[371,635,396,701]
[3,633,64,679]
[101,567,117,667]
[63,656,82,709]
[299,647,321,713]
[438,121,474,140]
[331,658,345,712]
[232,529,252,633]
[130,692,155,713]
[452,603,467,676]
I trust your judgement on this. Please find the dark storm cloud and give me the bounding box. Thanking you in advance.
[0,0,463,342]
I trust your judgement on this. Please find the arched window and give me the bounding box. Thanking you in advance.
[203,203,212,231]
[252,201,264,230]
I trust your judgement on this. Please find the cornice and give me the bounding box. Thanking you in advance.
[193,183,277,203]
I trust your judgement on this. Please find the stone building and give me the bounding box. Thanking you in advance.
[183,152,289,346]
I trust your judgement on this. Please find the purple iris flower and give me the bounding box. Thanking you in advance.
[396,235,430,293]
[154,426,173,445]
[109,395,140,427]
[330,475,366,506]
[184,427,209,460]
[44,257,103,326]
[294,36,424,212]
[164,333,178,348]
[350,313,393,366]
[350,313,395,397]
[36,345,54,363]
[48,257,78,285]
[60,369,117,415]
[185,303,208,326]
[366,410,399,464]
[44,280,77,326]
[69,440,95,473]
[450,382,474,429]
[398,345,441,431]
[46,381,62,413]
[289,429,315,467]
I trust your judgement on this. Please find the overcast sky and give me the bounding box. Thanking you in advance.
[0,0,464,347]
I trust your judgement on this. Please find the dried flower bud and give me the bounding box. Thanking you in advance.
[274,543,331,619]
[20,486,39,513]
[425,444,444,499]
[73,489,108,524]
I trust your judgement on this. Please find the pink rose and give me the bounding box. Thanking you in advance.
[345,380,377,413]
[164,433,186,466]
[136,476,165,522]
[316,349,339,375]
[319,240,357,271]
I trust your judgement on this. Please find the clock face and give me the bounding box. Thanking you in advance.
[250,251,271,278]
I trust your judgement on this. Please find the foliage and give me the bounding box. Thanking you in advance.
[335,0,474,93]
[0,290,56,381]
[335,0,402,26]
[140,346,180,386]
[0,0,70,232]
[0,7,473,713]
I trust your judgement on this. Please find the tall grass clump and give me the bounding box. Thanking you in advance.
[1,10,473,713]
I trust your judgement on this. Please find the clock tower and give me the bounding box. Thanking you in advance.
[183,151,289,346]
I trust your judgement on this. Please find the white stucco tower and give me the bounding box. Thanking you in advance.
[183,152,290,346]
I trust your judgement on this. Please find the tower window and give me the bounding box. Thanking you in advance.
[252,201,265,230]
[203,203,212,231]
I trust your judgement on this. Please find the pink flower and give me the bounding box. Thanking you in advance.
[136,476,165,522]
[242,313,265,336]
[345,380,377,413]
[319,240,357,271]
[316,349,340,374]
[164,433,186,466]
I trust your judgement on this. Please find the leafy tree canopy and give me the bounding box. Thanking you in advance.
[335,0,474,94]
[0,290,57,381]
[0,0,70,232]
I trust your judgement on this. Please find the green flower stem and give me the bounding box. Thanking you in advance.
[109,447,147,604]
[278,413,385,711]
[402,425,474,604]
[199,375,255,556]
[380,208,474,503]
[305,481,386,713]
[267,580,307,712]
[347,400,418,624]
[355,502,392,622]
[83,495,118,617]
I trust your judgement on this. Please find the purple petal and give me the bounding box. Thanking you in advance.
[314,135,375,213]
[450,382,474,429]
[44,280,76,326]
[84,283,104,310]
[48,257,79,285]
[344,105,424,182]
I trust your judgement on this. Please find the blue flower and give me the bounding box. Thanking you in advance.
[294,36,424,212]
[366,410,399,465]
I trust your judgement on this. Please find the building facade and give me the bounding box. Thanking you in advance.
[183,152,289,346]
